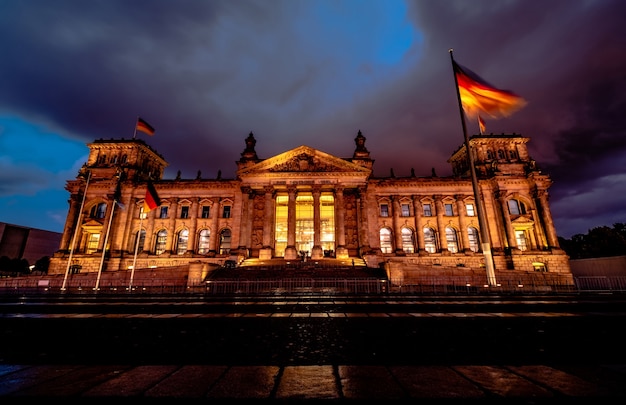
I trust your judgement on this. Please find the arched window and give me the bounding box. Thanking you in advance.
[509,150,518,159]
[497,150,506,159]
[131,229,146,253]
[401,227,415,253]
[486,150,495,160]
[219,229,231,255]
[176,229,189,255]
[423,227,437,253]
[379,227,393,254]
[197,229,210,254]
[90,203,107,219]
[508,199,527,215]
[445,227,459,253]
[468,227,480,253]
[155,230,167,255]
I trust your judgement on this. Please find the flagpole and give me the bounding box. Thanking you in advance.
[128,211,145,292]
[449,49,497,286]
[133,116,138,139]
[94,198,116,291]
[61,170,91,291]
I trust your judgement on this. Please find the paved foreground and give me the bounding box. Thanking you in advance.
[0,293,625,403]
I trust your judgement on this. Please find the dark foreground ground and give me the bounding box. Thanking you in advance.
[0,293,625,403]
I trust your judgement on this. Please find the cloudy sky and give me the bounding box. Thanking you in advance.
[1,0,625,239]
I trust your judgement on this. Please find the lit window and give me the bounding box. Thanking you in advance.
[197,229,210,254]
[446,227,459,253]
[401,227,414,253]
[401,203,411,217]
[515,230,528,251]
[444,203,454,216]
[423,203,432,217]
[379,228,393,253]
[468,227,480,252]
[132,229,146,253]
[219,229,231,254]
[380,204,389,217]
[176,229,189,255]
[466,204,475,216]
[159,206,168,219]
[86,233,100,254]
[180,206,189,219]
[423,227,437,253]
[155,230,167,254]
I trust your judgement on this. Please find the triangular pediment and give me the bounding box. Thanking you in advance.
[238,145,371,176]
[82,219,104,229]
[511,216,534,229]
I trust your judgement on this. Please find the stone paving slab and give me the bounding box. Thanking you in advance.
[0,364,623,403]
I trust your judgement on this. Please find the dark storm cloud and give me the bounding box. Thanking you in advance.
[0,0,625,237]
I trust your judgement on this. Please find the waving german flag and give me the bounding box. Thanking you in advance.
[136,117,155,136]
[143,182,161,212]
[453,61,526,119]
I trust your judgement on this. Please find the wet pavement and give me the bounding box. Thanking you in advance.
[1,293,625,403]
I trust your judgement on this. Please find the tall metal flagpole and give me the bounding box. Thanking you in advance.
[61,170,91,291]
[128,211,146,292]
[94,199,116,291]
[449,49,497,286]
[133,116,138,139]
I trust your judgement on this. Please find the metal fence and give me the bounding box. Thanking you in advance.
[1,276,625,296]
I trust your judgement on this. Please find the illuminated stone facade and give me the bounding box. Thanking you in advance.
[49,131,572,286]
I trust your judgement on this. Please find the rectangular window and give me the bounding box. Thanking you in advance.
[180,206,189,219]
[380,204,389,217]
[466,203,475,216]
[423,203,432,217]
[159,206,168,219]
[223,205,231,218]
[201,206,210,218]
[401,203,410,217]
[444,203,454,216]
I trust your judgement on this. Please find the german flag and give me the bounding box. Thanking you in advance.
[136,117,155,136]
[143,182,161,212]
[453,61,526,119]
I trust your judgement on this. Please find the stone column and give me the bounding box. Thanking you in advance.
[536,190,560,249]
[357,186,370,253]
[166,198,178,253]
[210,197,220,253]
[498,194,517,250]
[412,196,425,253]
[392,196,404,253]
[60,195,80,250]
[335,186,348,259]
[259,187,275,260]
[187,198,198,253]
[434,195,447,251]
[456,195,471,252]
[311,187,323,259]
[284,186,298,260]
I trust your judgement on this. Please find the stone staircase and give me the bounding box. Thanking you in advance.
[207,257,387,281]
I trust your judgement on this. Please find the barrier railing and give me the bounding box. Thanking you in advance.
[1,276,625,295]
